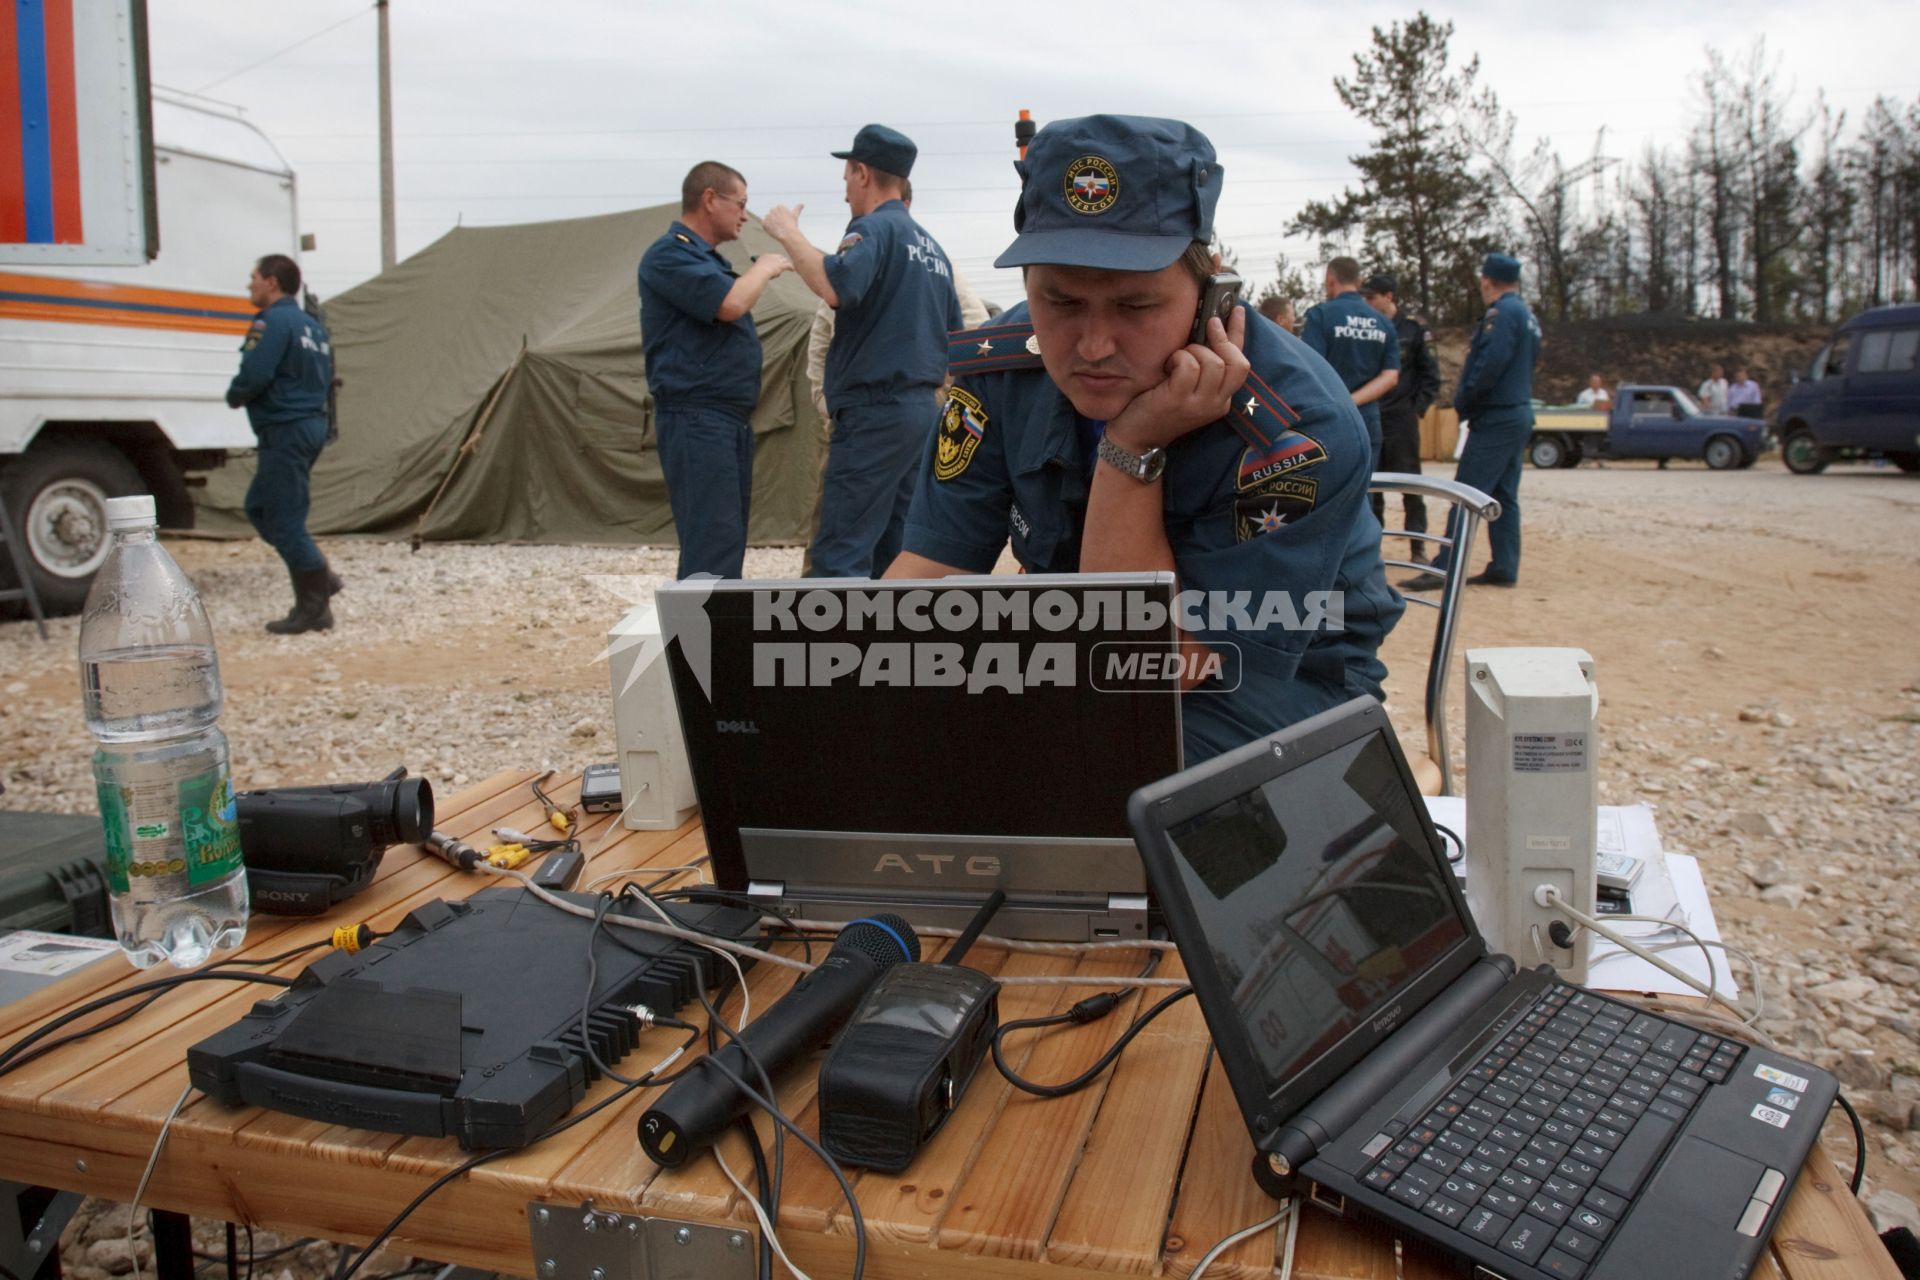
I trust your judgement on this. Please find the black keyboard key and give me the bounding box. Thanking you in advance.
[1553,1101,1595,1128]
[1498,1168,1542,1199]
[1520,1092,1559,1119]
[1540,1247,1589,1278]
[1421,1194,1470,1227]
[1555,1051,1596,1074]
[1475,1141,1516,1166]
[1629,1064,1669,1089]
[1556,1157,1601,1187]
[1544,1174,1585,1203]
[1467,1098,1505,1126]
[1378,1152,1411,1174]
[1649,1097,1691,1124]
[1571,1140,1610,1166]
[1504,1108,1545,1136]
[1538,1116,1583,1145]
[1569,992,1606,1013]
[1658,1084,1700,1109]
[1441,1173,1486,1203]
[1597,1112,1677,1199]
[1569,1087,1609,1113]
[1527,1193,1575,1226]
[1482,1084,1520,1109]
[1700,1060,1730,1083]
[1597,1106,1636,1132]
[1510,1151,1556,1180]
[1490,1124,1529,1149]
[1583,1122,1625,1150]
[1364,1165,1396,1190]
[1588,1013,1626,1036]
[1434,1130,1473,1158]
[1545,1064,1584,1090]
[1568,1205,1615,1240]
[1481,1187,1527,1218]
[1669,1070,1707,1096]
[1457,1156,1500,1184]
[1393,1138,1426,1160]
[1604,1045,1643,1069]
[1608,1093,1648,1119]
[1625,1014,1666,1042]
[1653,1025,1698,1060]
[1527,1135,1570,1163]
[1641,1051,1679,1073]
[1451,1115,1489,1142]
[1582,1187,1628,1219]
[1389,1176,1432,1209]
[1464,1206,1513,1243]
[1499,1214,1556,1266]
[1586,1062,1628,1089]
[1417,1147,1460,1175]
[1617,1079,1655,1104]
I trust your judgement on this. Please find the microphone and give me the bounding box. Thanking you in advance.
[638,914,918,1167]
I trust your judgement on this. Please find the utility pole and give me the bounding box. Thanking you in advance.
[377,0,396,271]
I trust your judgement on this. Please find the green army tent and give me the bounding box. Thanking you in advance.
[195,205,825,546]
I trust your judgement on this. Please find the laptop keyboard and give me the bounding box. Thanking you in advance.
[1357,983,1745,1279]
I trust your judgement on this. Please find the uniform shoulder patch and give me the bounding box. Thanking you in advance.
[1235,473,1318,542]
[837,232,865,252]
[242,317,267,352]
[935,387,988,482]
[946,321,1045,376]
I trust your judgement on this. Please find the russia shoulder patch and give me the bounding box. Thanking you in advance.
[935,388,987,481]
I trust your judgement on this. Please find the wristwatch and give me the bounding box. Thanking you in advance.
[1097,433,1167,483]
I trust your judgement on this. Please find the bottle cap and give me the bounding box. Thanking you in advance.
[105,495,157,530]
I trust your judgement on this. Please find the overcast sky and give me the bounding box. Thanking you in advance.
[149,1,1919,310]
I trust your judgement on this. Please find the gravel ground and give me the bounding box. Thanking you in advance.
[8,455,1920,1272]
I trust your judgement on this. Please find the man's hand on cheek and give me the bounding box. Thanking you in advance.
[1105,307,1250,453]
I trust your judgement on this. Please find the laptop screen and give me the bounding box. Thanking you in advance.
[1163,728,1469,1094]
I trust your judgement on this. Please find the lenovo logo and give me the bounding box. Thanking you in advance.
[1370,1003,1405,1036]
[873,853,1002,877]
[715,720,760,734]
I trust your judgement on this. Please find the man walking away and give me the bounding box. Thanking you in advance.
[1359,274,1439,562]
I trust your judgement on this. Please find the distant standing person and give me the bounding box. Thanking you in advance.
[1359,274,1439,561]
[1575,373,1611,409]
[226,253,339,634]
[638,162,793,579]
[1401,253,1540,591]
[1698,362,1730,414]
[1728,366,1763,419]
[763,124,962,578]
[1257,295,1297,332]
[1301,257,1399,476]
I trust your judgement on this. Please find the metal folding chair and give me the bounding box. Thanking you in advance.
[1370,473,1501,795]
[0,494,50,640]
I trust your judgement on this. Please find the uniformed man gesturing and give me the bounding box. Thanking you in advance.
[885,115,1403,762]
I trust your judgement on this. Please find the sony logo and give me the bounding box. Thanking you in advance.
[873,853,1002,877]
[715,720,760,734]
[257,890,308,902]
[1370,1003,1405,1035]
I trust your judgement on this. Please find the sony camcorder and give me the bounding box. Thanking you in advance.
[236,768,433,915]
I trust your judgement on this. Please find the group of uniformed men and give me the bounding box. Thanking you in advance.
[226,113,1539,758]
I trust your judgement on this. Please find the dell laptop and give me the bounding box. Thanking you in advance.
[1128,696,1834,1280]
[658,572,1184,941]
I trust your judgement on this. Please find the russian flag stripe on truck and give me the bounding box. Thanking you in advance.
[2,0,86,245]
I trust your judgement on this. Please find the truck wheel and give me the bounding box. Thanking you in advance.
[1891,452,1920,473]
[0,441,147,614]
[1703,436,1742,471]
[1528,435,1566,469]
[1782,430,1828,475]
[1561,441,1585,468]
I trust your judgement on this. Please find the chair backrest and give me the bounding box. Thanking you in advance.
[1370,472,1500,795]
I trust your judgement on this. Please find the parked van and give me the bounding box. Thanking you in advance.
[1774,304,1920,474]
[1,92,297,612]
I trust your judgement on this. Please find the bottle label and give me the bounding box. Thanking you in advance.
[99,764,242,900]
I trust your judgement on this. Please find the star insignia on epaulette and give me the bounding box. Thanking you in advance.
[674,233,691,244]
[1025,334,1041,355]
[1243,394,1257,414]
[977,338,994,356]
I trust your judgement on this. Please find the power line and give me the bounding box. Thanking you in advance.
[193,5,372,95]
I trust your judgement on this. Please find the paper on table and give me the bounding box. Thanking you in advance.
[1420,798,1736,1000]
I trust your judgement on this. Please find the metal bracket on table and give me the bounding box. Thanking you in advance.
[526,1202,753,1280]
[2,1183,85,1280]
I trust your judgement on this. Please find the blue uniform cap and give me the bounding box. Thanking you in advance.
[831,124,918,179]
[1481,252,1522,283]
[994,114,1222,272]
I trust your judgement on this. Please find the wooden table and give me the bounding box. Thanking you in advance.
[0,771,1896,1279]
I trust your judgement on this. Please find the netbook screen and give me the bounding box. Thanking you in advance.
[1164,730,1468,1094]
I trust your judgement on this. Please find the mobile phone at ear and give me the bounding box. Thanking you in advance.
[1191,271,1243,344]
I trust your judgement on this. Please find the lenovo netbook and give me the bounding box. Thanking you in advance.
[657,573,1184,941]
[1129,697,1834,1280]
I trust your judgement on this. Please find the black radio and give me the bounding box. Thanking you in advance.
[817,892,1003,1172]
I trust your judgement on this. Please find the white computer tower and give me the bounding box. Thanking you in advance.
[1464,647,1599,983]
[607,604,699,830]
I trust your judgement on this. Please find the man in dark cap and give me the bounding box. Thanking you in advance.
[1300,256,1398,477]
[638,161,792,580]
[1403,252,1540,590]
[762,125,962,577]
[885,114,1402,762]
[1359,273,1441,562]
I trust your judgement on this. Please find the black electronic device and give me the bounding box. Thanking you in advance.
[1190,270,1243,344]
[817,893,1005,1172]
[638,914,919,1168]
[236,768,433,915]
[579,763,622,814]
[187,887,758,1149]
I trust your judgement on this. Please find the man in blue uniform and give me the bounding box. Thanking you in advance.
[1360,273,1441,562]
[638,161,793,579]
[1300,256,1399,477]
[886,115,1403,763]
[762,125,962,578]
[226,253,338,634]
[1402,253,1541,590]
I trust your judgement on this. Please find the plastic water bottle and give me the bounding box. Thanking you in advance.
[80,495,248,969]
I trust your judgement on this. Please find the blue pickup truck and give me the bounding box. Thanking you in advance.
[1527,385,1771,469]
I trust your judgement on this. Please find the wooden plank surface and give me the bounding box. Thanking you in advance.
[0,774,1899,1280]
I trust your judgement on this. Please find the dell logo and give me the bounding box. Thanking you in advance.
[873,853,1002,877]
[715,720,760,734]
